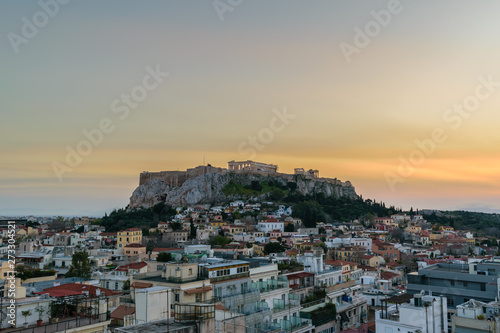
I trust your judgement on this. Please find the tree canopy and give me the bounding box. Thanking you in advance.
[157,252,172,262]
[264,242,285,255]
[209,236,231,247]
[66,251,91,279]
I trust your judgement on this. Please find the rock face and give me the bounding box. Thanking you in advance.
[128,172,358,209]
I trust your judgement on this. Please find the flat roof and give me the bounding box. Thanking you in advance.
[199,260,249,269]
[115,319,196,333]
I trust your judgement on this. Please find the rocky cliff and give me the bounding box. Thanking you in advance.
[128,172,358,209]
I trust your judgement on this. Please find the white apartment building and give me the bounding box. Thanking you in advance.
[376,293,447,333]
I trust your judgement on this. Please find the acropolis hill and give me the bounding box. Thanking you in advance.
[129,160,357,209]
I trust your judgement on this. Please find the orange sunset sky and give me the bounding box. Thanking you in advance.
[2,1,500,215]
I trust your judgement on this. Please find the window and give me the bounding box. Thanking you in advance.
[450,280,455,286]
[463,281,468,287]
[481,283,486,291]
[174,293,180,302]
[189,268,193,275]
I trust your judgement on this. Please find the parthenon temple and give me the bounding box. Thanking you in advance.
[227,160,278,173]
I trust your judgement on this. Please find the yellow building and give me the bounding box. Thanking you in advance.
[117,228,142,249]
[253,244,264,256]
[0,260,14,280]
[132,262,213,305]
[123,243,147,256]
[406,225,422,234]
[210,221,227,228]
[228,225,246,235]
[429,233,443,242]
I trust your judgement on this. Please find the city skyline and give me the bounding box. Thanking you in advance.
[2,1,500,216]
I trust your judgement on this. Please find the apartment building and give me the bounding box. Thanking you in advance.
[407,261,500,308]
[117,228,142,249]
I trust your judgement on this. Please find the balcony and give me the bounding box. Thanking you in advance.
[209,271,249,283]
[272,295,300,314]
[289,279,314,291]
[280,317,313,331]
[211,288,260,304]
[337,295,367,312]
[251,276,289,293]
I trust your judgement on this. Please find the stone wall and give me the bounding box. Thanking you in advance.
[139,161,353,188]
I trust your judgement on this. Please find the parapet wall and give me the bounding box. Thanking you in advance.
[140,163,352,188]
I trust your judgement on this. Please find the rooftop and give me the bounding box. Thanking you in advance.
[115,319,199,333]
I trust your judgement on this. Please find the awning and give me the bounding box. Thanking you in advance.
[184,286,213,295]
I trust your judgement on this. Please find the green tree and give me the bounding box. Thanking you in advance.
[264,242,285,255]
[210,236,231,247]
[189,221,197,240]
[251,180,262,191]
[284,223,295,232]
[123,280,130,290]
[171,222,182,231]
[157,252,172,262]
[292,201,325,228]
[66,251,91,279]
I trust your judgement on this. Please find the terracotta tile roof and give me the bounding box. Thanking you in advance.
[130,282,153,289]
[116,262,147,271]
[358,265,377,271]
[325,259,357,267]
[184,286,213,295]
[35,283,121,297]
[381,271,399,280]
[386,261,401,267]
[110,305,135,319]
[152,247,182,252]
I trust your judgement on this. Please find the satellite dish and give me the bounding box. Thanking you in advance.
[175,254,182,261]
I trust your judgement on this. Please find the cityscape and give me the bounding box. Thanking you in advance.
[2,1,500,333]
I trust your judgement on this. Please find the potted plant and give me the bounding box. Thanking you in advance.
[48,302,59,323]
[21,310,32,328]
[35,305,46,326]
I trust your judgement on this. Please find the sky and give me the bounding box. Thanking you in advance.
[2,0,500,216]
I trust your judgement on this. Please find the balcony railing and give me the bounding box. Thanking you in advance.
[165,275,200,283]
[272,297,300,313]
[4,312,111,333]
[280,317,312,330]
[210,288,260,303]
[251,277,289,293]
[290,282,314,290]
[209,272,249,283]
